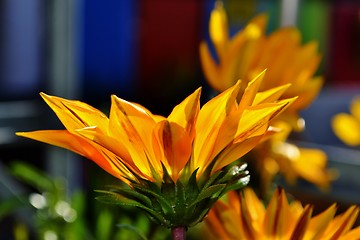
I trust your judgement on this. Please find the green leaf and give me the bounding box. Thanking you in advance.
[116,224,148,240]
[95,209,113,240]
[9,161,55,191]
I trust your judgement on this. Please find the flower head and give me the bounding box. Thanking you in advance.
[17,71,295,229]
[251,121,337,192]
[332,96,360,146]
[205,188,360,240]
[200,2,323,130]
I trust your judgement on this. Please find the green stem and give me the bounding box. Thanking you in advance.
[171,226,186,240]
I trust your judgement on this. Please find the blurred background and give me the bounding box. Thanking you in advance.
[1,0,360,239]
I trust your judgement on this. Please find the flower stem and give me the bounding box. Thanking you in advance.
[171,226,186,240]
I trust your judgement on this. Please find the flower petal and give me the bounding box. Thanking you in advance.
[193,81,241,173]
[40,93,108,131]
[168,87,201,140]
[16,130,133,183]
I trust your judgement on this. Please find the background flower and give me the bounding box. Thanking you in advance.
[332,96,360,146]
[200,1,332,192]
[204,188,360,240]
[200,1,322,131]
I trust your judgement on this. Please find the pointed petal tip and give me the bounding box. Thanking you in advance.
[15,132,25,137]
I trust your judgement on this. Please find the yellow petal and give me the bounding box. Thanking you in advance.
[153,120,192,181]
[289,205,313,240]
[223,24,262,88]
[193,81,241,173]
[199,41,224,91]
[286,76,323,112]
[212,135,262,173]
[253,83,291,105]
[323,205,359,238]
[110,96,163,179]
[74,126,141,175]
[238,70,266,110]
[263,188,281,236]
[304,204,337,239]
[168,87,201,140]
[237,98,297,140]
[40,92,109,131]
[332,113,360,146]
[209,1,229,59]
[339,226,360,240]
[206,208,232,240]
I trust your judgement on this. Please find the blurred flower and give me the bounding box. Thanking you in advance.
[332,96,360,146]
[17,71,295,230]
[200,1,332,192]
[200,1,323,131]
[251,121,337,192]
[205,188,360,240]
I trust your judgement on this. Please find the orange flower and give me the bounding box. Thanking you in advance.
[205,188,360,240]
[200,2,322,130]
[17,71,295,186]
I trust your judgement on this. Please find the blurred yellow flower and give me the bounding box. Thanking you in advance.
[205,188,360,240]
[252,122,337,192]
[17,71,295,186]
[332,96,360,146]
[200,2,332,191]
[200,1,323,130]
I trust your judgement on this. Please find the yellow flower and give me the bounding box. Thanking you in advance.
[332,96,360,146]
[205,188,360,240]
[17,71,296,229]
[251,121,336,191]
[17,71,295,186]
[200,2,323,130]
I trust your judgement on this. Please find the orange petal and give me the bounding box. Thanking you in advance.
[168,87,201,140]
[16,130,131,182]
[40,92,109,131]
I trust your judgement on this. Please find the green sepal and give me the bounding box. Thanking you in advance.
[132,184,174,216]
[105,186,153,207]
[95,163,249,229]
[188,184,225,209]
[95,190,165,225]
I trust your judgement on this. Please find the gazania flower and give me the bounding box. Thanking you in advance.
[200,2,332,192]
[332,96,360,146]
[200,1,323,130]
[250,121,336,192]
[205,188,360,240]
[17,71,295,231]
